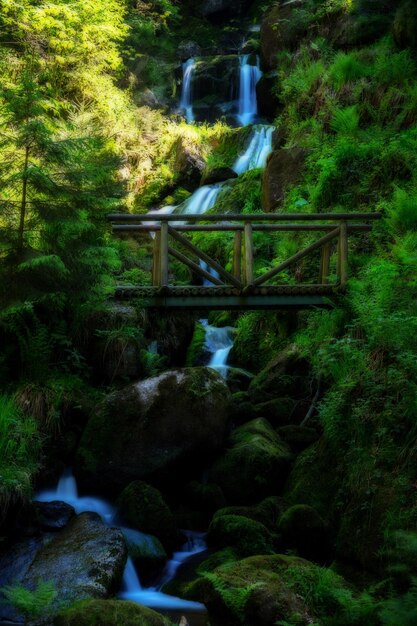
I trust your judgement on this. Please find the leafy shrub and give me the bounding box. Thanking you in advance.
[329,52,368,89]
[330,106,360,135]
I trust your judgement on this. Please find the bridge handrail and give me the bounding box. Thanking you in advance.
[108,212,382,222]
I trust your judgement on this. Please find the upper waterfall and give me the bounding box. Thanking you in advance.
[180,58,196,124]
[237,54,262,127]
[233,125,274,174]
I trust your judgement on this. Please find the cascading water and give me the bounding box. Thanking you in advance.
[233,124,274,175]
[180,58,196,124]
[202,321,235,379]
[36,471,207,616]
[237,54,262,127]
[178,184,223,216]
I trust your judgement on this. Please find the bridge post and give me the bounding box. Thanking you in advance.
[152,231,161,286]
[338,221,348,287]
[244,222,254,288]
[159,221,169,287]
[233,231,242,282]
[319,242,331,285]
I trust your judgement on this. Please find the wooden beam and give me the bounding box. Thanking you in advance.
[109,212,382,222]
[319,242,331,285]
[112,223,373,233]
[339,221,348,287]
[159,221,169,288]
[152,231,161,287]
[168,246,224,286]
[253,227,340,287]
[233,231,242,282]
[244,222,254,288]
[168,226,242,289]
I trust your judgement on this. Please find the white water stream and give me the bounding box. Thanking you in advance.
[180,58,196,124]
[36,471,207,614]
[237,54,262,126]
[233,124,274,174]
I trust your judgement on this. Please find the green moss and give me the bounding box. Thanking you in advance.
[117,481,177,550]
[207,514,274,557]
[185,322,207,367]
[54,599,170,626]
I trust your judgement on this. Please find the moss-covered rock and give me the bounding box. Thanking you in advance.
[278,504,333,563]
[249,344,311,405]
[256,72,281,118]
[230,391,256,425]
[254,397,299,427]
[189,554,362,626]
[185,322,208,366]
[118,481,177,551]
[393,0,417,49]
[212,495,285,531]
[201,166,238,185]
[182,481,227,519]
[173,136,206,191]
[277,425,320,453]
[207,514,274,557]
[260,1,306,70]
[75,368,231,494]
[261,147,308,211]
[121,528,167,585]
[54,599,170,626]
[209,418,292,504]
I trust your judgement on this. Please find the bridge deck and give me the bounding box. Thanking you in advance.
[114,285,339,309]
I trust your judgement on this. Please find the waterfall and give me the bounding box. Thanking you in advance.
[237,54,262,127]
[201,321,234,379]
[178,184,223,216]
[180,58,196,124]
[233,125,274,175]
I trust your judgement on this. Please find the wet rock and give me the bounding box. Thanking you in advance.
[34,501,75,531]
[256,72,281,118]
[261,1,306,70]
[118,481,178,551]
[249,344,311,404]
[54,599,170,626]
[278,504,333,563]
[178,40,202,61]
[261,147,308,211]
[209,418,292,504]
[208,514,274,557]
[230,391,257,425]
[173,137,206,191]
[254,397,299,427]
[75,368,231,494]
[201,166,237,186]
[145,311,196,368]
[25,513,127,603]
[121,528,167,585]
[212,495,285,531]
[191,56,239,121]
[226,368,253,394]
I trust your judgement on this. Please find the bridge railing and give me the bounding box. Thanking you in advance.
[108,212,381,294]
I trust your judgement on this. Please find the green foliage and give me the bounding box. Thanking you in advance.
[329,52,368,89]
[0,580,57,623]
[330,106,360,135]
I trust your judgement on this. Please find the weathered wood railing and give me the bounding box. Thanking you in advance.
[108,212,381,309]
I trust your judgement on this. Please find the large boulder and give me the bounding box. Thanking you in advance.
[191,55,240,122]
[189,554,359,626]
[277,504,333,563]
[260,1,306,70]
[201,166,238,186]
[261,147,308,211]
[177,40,202,61]
[118,481,178,551]
[54,599,170,626]
[173,137,206,191]
[256,72,281,119]
[212,496,285,531]
[209,418,292,504]
[207,514,274,557]
[0,513,127,621]
[120,528,167,586]
[75,368,231,494]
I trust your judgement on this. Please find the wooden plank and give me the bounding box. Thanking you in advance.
[168,246,224,286]
[159,221,169,288]
[168,226,242,289]
[253,227,340,287]
[339,221,348,287]
[244,222,254,287]
[319,242,331,285]
[152,231,161,287]
[112,223,373,233]
[233,231,242,281]
[109,212,382,223]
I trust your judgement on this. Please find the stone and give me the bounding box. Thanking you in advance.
[207,514,274,557]
[200,0,252,19]
[34,501,75,531]
[173,137,206,191]
[54,599,170,626]
[261,147,308,211]
[249,344,311,405]
[121,528,167,585]
[177,40,202,61]
[209,418,292,504]
[260,1,306,71]
[191,56,240,122]
[276,425,319,452]
[212,495,285,531]
[278,504,333,563]
[137,88,161,110]
[118,481,178,551]
[254,397,299,427]
[75,368,231,494]
[393,0,417,50]
[256,72,281,119]
[201,166,238,186]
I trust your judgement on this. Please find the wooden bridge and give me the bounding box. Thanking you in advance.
[108,212,381,310]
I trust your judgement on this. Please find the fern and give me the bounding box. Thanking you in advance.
[330,106,360,135]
